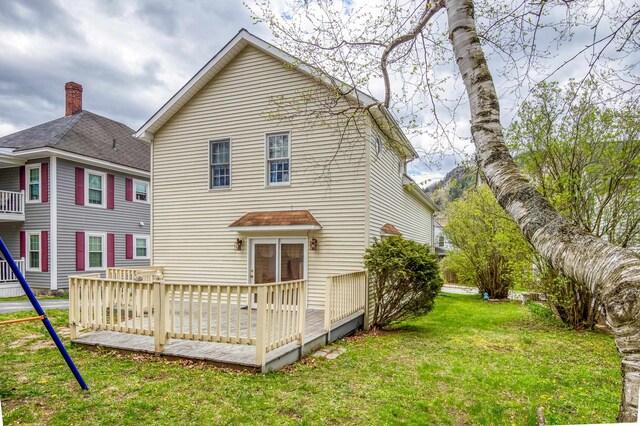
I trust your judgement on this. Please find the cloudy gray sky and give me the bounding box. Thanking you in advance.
[0,0,635,185]
[0,1,265,135]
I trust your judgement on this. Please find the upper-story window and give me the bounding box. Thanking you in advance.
[438,234,445,247]
[266,133,290,186]
[210,139,231,189]
[26,164,41,202]
[85,170,106,207]
[134,180,149,202]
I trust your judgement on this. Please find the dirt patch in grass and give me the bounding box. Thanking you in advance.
[343,327,396,342]
[7,334,41,348]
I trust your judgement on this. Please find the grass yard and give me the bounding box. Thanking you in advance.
[0,294,620,425]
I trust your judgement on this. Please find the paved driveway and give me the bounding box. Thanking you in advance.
[0,299,69,314]
[441,284,479,295]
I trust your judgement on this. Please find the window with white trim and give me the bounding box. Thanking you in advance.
[438,234,445,247]
[26,164,41,202]
[210,140,231,189]
[26,231,41,271]
[266,133,290,185]
[134,235,150,259]
[85,170,106,207]
[87,233,106,270]
[134,180,149,202]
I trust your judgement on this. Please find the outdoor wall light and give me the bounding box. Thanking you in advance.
[310,238,318,251]
[234,238,244,251]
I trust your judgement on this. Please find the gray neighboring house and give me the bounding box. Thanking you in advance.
[0,82,150,297]
[434,214,452,257]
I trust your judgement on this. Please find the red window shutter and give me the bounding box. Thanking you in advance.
[41,162,49,203]
[75,168,84,205]
[41,231,49,272]
[107,233,115,267]
[125,234,133,259]
[75,232,85,271]
[20,231,26,258]
[125,178,133,201]
[107,174,115,209]
[19,166,25,191]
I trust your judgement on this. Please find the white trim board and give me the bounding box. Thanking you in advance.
[50,156,58,290]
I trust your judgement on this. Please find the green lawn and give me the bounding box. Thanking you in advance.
[0,294,620,425]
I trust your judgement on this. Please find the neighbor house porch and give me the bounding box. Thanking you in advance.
[69,268,369,371]
[0,257,25,297]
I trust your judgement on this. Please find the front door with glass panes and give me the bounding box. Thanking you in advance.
[249,238,307,306]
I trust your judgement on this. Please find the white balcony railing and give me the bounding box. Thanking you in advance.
[0,190,25,217]
[0,258,25,283]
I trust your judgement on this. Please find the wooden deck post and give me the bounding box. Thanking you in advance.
[153,280,165,354]
[323,277,332,335]
[255,285,267,370]
[298,280,307,346]
[363,271,371,330]
[69,277,78,340]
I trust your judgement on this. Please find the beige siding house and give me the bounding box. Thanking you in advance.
[69,29,437,371]
[135,29,437,309]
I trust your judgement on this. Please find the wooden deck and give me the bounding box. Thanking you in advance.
[72,308,364,371]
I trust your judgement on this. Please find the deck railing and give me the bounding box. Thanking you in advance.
[0,190,24,216]
[0,258,24,283]
[69,269,306,367]
[106,266,163,282]
[69,276,155,337]
[324,271,367,331]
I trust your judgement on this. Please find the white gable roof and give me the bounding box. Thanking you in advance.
[135,28,417,159]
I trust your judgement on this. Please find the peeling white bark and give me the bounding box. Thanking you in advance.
[445,0,640,421]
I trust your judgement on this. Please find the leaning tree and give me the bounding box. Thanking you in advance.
[249,0,640,420]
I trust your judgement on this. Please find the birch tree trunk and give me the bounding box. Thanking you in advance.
[445,0,640,421]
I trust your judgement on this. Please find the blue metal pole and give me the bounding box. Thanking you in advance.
[0,236,88,390]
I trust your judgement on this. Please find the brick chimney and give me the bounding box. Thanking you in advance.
[65,82,83,116]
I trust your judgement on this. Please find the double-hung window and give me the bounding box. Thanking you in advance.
[210,140,231,189]
[87,233,105,270]
[26,164,41,202]
[134,235,150,259]
[266,133,290,186]
[26,231,40,271]
[134,180,149,202]
[86,170,106,207]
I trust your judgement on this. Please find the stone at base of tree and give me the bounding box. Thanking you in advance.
[486,298,510,303]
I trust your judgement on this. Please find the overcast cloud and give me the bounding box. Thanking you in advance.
[0,0,635,185]
[0,0,264,136]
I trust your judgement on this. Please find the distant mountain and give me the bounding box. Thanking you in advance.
[425,165,477,209]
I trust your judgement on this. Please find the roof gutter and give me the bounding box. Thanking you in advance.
[11,148,149,178]
[403,174,439,212]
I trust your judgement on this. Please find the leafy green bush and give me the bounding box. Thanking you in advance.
[364,236,442,327]
[443,185,535,298]
[533,257,601,330]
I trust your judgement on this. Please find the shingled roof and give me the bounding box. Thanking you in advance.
[381,223,402,236]
[0,111,150,171]
[229,210,322,229]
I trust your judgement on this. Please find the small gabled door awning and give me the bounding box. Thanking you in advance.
[228,210,322,232]
[381,223,402,236]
